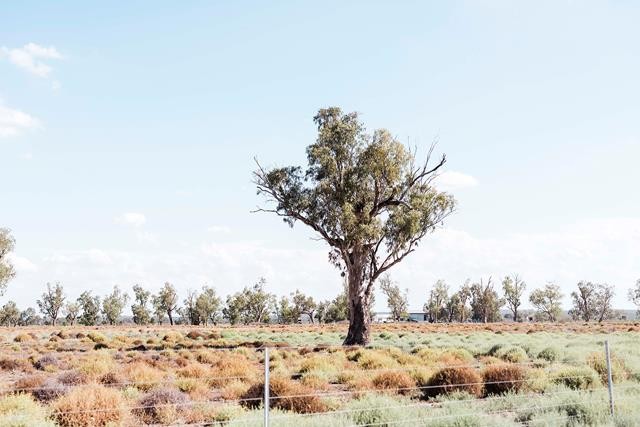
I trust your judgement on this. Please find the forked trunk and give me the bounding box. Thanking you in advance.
[343,261,372,346]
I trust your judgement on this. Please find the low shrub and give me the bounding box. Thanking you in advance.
[551,366,600,390]
[57,370,88,386]
[34,354,59,371]
[497,346,528,363]
[0,358,31,372]
[482,364,527,395]
[437,348,474,364]
[537,347,560,362]
[162,331,183,343]
[372,371,416,395]
[87,332,107,344]
[186,330,206,340]
[13,334,33,343]
[32,378,67,402]
[241,377,328,414]
[587,352,628,384]
[422,367,483,398]
[0,394,54,427]
[53,384,126,427]
[134,388,191,424]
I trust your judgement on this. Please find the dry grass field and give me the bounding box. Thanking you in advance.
[0,322,638,426]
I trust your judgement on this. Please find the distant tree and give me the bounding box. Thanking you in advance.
[629,279,640,316]
[253,108,456,345]
[0,229,16,295]
[379,275,408,321]
[529,283,563,322]
[77,291,101,326]
[425,280,449,322]
[223,278,275,325]
[570,281,614,322]
[37,282,65,326]
[0,301,20,326]
[65,302,80,325]
[195,286,222,325]
[131,284,152,325]
[502,274,526,322]
[19,307,40,326]
[275,296,298,324]
[470,278,503,323]
[102,285,129,325]
[155,282,179,325]
[291,290,317,323]
[447,280,472,322]
[152,295,165,324]
[182,289,200,325]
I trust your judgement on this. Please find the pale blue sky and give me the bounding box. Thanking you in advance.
[1,1,639,311]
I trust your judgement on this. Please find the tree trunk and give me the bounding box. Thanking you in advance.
[168,311,174,325]
[343,262,371,346]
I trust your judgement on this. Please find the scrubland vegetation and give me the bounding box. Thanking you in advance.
[0,323,637,426]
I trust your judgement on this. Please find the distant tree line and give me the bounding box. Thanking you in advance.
[1,228,639,326]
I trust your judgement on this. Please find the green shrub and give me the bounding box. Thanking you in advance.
[423,367,483,398]
[497,346,528,363]
[537,347,559,362]
[587,352,628,384]
[87,332,106,344]
[551,366,600,390]
[0,394,54,427]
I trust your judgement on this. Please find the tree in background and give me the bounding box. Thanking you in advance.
[0,229,16,295]
[77,291,101,326]
[102,285,129,325]
[275,296,298,324]
[529,283,563,322]
[425,280,449,322]
[37,282,65,326]
[254,108,456,345]
[182,289,200,325]
[570,281,614,322]
[470,278,503,323]
[19,307,40,326]
[502,274,526,322]
[195,286,222,325]
[379,275,408,321]
[223,278,275,325]
[445,280,472,322]
[131,284,152,325]
[629,279,640,316]
[0,301,20,326]
[65,302,80,325]
[155,282,179,325]
[291,290,317,323]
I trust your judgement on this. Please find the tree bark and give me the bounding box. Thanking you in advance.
[168,311,174,325]
[343,259,372,346]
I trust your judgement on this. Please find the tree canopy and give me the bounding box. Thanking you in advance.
[254,107,455,344]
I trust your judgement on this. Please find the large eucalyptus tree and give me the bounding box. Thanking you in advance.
[254,108,456,345]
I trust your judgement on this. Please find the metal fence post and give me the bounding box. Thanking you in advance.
[605,340,614,417]
[264,347,270,426]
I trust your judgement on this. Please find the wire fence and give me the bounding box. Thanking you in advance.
[0,339,636,426]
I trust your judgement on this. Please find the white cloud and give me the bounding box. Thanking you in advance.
[207,225,231,234]
[6,254,38,273]
[115,212,147,227]
[435,171,479,190]
[0,103,39,138]
[1,43,63,78]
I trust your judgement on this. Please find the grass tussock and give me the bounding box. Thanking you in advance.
[372,370,416,395]
[134,388,191,424]
[241,376,328,414]
[0,394,54,427]
[482,364,527,395]
[422,366,483,398]
[52,384,126,427]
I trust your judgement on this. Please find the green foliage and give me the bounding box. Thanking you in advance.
[223,277,275,324]
[0,394,54,427]
[37,282,65,326]
[154,282,179,325]
[0,229,15,296]
[569,281,615,322]
[195,286,222,325]
[425,280,449,322]
[379,275,408,321]
[64,302,80,325]
[551,366,600,390]
[77,291,101,326]
[254,107,455,344]
[0,301,20,326]
[470,278,503,323]
[101,285,129,325]
[529,283,563,322]
[131,284,152,325]
[537,347,560,362]
[502,274,526,322]
[496,346,528,363]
